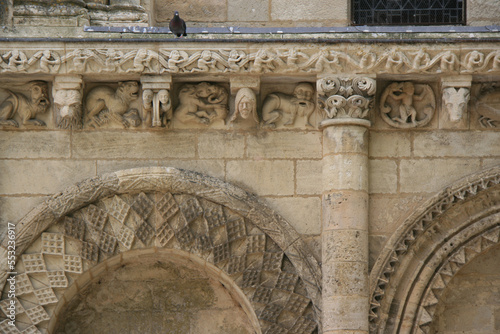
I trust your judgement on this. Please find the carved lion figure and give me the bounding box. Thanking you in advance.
[261,83,315,128]
[0,81,50,127]
[174,82,228,125]
[85,81,141,128]
[443,87,470,123]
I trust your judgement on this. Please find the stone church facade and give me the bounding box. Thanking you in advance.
[0,1,499,333]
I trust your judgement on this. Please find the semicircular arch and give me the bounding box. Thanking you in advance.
[370,165,500,333]
[0,167,321,334]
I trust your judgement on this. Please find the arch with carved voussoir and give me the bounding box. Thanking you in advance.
[370,165,500,334]
[0,167,322,334]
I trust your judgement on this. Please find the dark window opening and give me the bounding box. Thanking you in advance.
[352,0,465,26]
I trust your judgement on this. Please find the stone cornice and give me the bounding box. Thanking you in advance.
[1,43,500,76]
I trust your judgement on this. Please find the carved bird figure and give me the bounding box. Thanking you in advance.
[169,11,187,38]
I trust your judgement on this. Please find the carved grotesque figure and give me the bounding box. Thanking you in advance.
[380,82,435,128]
[55,89,83,129]
[227,88,258,126]
[0,81,50,127]
[85,81,141,128]
[443,87,470,123]
[261,83,315,128]
[174,82,228,125]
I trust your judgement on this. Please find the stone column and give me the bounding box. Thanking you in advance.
[317,76,376,334]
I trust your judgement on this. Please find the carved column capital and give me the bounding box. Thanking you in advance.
[317,76,376,128]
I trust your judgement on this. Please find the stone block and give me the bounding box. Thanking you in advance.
[247,131,321,159]
[369,159,397,194]
[97,160,159,175]
[323,154,369,192]
[154,0,226,23]
[323,191,368,231]
[72,132,196,159]
[322,296,369,331]
[414,132,500,157]
[369,194,425,234]
[296,159,322,195]
[228,0,269,22]
[0,160,95,195]
[271,0,348,22]
[0,196,47,237]
[369,234,388,271]
[323,126,368,155]
[399,159,481,193]
[483,159,500,170]
[265,197,321,235]
[369,131,411,158]
[158,160,225,180]
[198,132,245,159]
[468,0,500,26]
[322,261,368,297]
[322,230,368,263]
[0,131,70,159]
[226,160,294,196]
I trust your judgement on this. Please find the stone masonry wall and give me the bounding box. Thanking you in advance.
[1,113,499,271]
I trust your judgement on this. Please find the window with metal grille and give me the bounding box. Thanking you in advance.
[352,0,465,25]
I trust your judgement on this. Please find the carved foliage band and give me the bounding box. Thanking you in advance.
[3,47,500,75]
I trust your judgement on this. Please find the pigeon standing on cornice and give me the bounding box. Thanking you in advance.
[169,11,187,38]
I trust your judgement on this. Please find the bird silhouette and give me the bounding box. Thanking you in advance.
[169,11,187,38]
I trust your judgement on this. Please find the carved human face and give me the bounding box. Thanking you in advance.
[30,82,50,110]
[143,90,153,105]
[293,83,314,102]
[158,90,170,104]
[238,97,254,119]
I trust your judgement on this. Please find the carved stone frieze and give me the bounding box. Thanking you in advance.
[174,82,229,126]
[84,81,141,128]
[0,81,50,127]
[2,47,500,75]
[261,83,315,129]
[317,76,375,125]
[380,82,435,128]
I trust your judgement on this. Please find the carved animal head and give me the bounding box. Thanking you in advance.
[54,89,82,129]
[443,87,470,122]
[29,81,50,114]
[118,81,139,102]
[293,83,314,102]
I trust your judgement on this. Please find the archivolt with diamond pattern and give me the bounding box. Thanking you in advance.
[0,167,321,334]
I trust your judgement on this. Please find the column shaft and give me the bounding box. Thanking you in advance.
[322,122,370,334]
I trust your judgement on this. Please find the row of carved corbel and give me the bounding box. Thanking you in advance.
[1,76,498,129]
[3,48,500,75]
